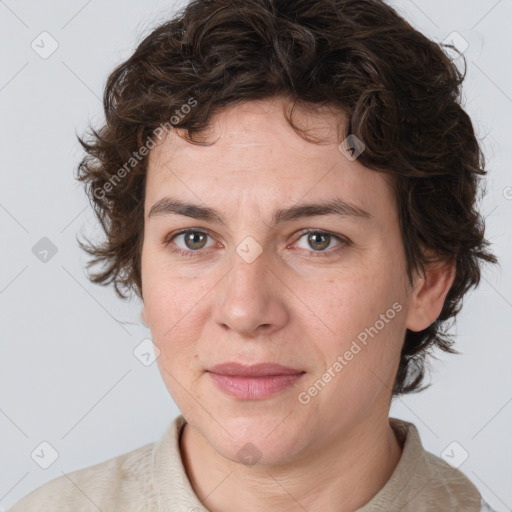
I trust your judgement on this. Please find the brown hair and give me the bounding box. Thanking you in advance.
[76,0,498,395]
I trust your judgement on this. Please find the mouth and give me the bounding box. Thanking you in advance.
[208,362,303,377]
[207,362,305,400]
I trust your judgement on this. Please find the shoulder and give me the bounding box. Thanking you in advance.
[8,441,156,512]
[385,418,485,511]
[479,498,498,512]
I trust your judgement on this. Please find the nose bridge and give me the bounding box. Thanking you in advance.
[214,238,288,336]
[231,236,269,294]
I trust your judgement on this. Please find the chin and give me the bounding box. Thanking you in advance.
[198,414,307,466]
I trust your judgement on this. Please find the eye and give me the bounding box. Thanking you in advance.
[292,230,347,256]
[164,228,349,259]
[164,229,217,257]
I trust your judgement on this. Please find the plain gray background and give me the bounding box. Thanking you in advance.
[1,0,511,510]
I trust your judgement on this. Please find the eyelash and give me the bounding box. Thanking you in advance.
[163,228,349,259]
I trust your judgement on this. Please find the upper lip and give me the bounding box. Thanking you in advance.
[208,362,304,377]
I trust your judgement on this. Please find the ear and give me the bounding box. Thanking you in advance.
[405,255,456,332]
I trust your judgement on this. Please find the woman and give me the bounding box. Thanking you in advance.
[9,0,498,510]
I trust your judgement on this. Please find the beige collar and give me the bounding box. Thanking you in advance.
[151,415,482,511]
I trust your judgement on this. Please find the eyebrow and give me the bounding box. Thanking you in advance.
[148,197,373,226]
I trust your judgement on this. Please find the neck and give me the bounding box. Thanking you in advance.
[180,411,403,512]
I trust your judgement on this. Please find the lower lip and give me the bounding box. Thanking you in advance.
[208,372,305,400]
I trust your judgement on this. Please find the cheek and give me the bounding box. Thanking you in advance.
[147,289,202,343]
[318,269,394,336]
[144,274,206,403]
[310,259,406,378]
[142,247,194,323]
[142,261,204,354]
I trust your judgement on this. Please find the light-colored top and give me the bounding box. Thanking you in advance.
[9,415,495,511]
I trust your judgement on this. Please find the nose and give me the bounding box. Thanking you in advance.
[213,244,289,338]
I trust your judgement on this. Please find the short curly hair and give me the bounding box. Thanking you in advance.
[76,0,498,395]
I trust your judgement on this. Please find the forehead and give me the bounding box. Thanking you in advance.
[145,98,396,224]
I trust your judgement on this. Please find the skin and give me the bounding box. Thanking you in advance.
[140,96,456,512]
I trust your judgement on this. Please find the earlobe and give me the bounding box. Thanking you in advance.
[405,257,456,332]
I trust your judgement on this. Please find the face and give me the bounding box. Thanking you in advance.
[140,97,440,466]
